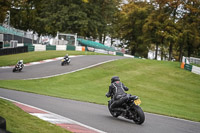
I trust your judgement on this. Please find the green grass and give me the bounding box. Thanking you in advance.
[0,50,105,66]
[191,63,200,67]
[0,98,71,133]
[0,57,200,122]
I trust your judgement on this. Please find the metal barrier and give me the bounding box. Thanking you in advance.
[0,46,28,56]
[0,25,38,41]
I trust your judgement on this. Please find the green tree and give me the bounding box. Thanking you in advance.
[83,0,120,43]
[10,0,38,31]
[0,0,12,24]
[182,0,200,57]
[143,1,167,59]
[143,0,180,60]
[116,1,153,57]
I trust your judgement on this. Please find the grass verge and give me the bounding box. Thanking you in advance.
[0,58,200,122]
[0,98,70,133]
[0,50,105,66]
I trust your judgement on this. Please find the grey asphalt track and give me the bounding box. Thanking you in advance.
[0,55,126,80]
[0,55,200,133]
[0,88,200,133]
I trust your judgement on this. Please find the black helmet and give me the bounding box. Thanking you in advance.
[111,76,120,83]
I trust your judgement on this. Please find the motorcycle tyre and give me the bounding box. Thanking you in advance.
[108,101,120,118]
[131,105,145,125]
[61,61,65,66]
[13,68,16,72]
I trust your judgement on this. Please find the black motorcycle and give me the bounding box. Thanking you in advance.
[13,64,24,72]
[107,94,145,124]
[61,57,71,66]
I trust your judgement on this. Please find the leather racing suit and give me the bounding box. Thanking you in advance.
[106,80,129,110]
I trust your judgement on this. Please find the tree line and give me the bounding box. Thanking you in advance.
[0,0,199,61]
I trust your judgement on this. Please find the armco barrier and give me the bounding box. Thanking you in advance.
[192,65,200,75]
[0,46,28,55]
[34,44,46,51]
[56,45,66,50]
[181,59,200,75]
[94,49,108,54]
[124,54,134,58]
[75,46,85,51]
[24,43,34,52]
[184,64,193,72]
[24,43,32,46]
[75,46,82,51]
[28,46,35,52]
[87,47,95,52]
[1,43,135,61]
[134,56,141,59]
[46,45,56,50]
[67,45,75,51]
[116,52,124,56]
[108,51,115,55]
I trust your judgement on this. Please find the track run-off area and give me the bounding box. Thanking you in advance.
[0,55,200,133]
[0,55,125,80]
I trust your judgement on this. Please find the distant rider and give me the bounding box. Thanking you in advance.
[17,60,24,68]
[106,76,137,113]
[64,54,69,59]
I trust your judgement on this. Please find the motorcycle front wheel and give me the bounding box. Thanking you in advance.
[61,61,65,66]
[12,68,16,72]
[131,105,145,124]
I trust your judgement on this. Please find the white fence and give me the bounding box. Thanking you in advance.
[56,45,66,50]
[192,66,200,75]
[33,44,46,51]
[186,57,200,65]
[182,56,200,75]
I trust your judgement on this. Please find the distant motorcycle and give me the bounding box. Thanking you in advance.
[13,63,24,72]
[107,94,145,124]
[61,57,71,66]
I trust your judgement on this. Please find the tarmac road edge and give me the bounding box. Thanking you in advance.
[0,96,106,133]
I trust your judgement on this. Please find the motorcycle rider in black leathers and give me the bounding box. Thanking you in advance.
[17,60,24,69]
[106,76,130,113]
[64,54,69,59]
[63,54,69,62]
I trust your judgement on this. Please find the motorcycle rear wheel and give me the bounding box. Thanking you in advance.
[131,106,145,124]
